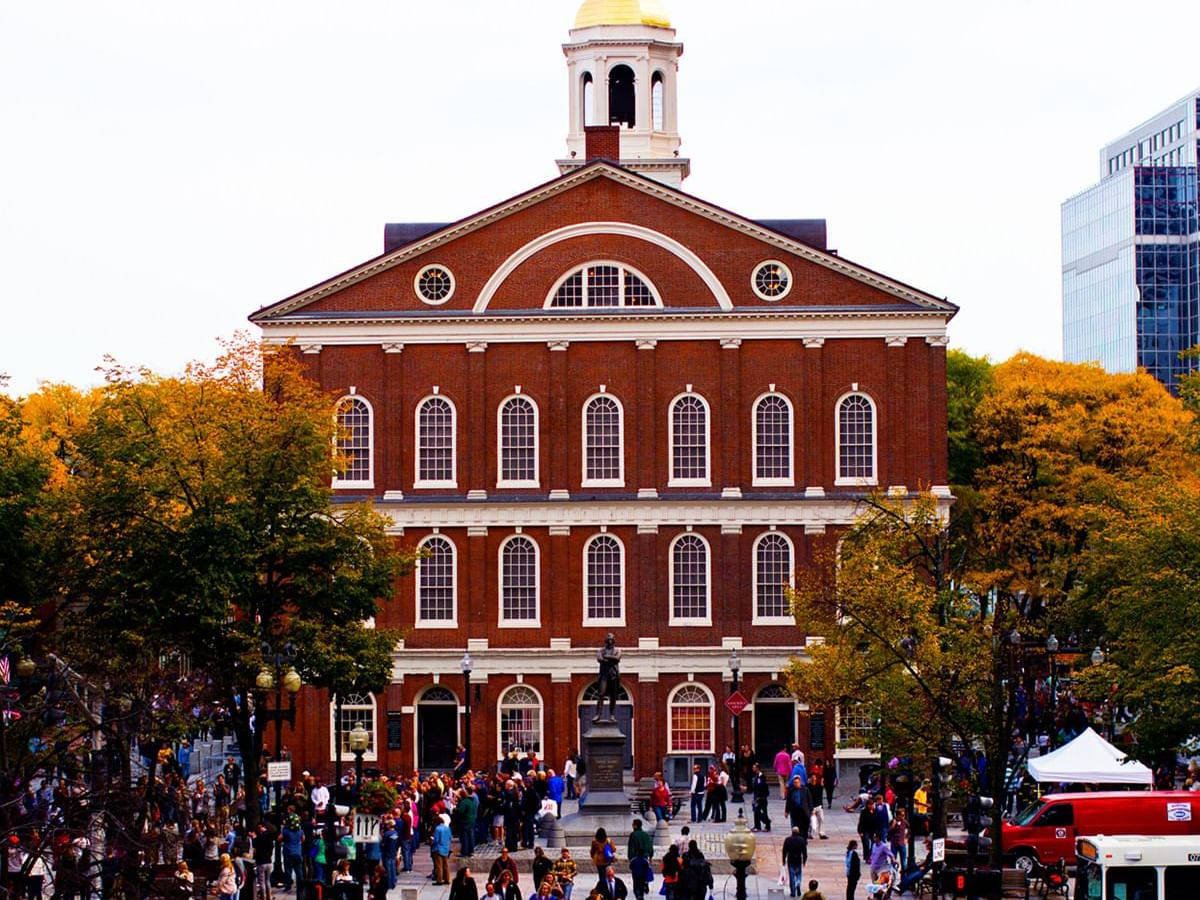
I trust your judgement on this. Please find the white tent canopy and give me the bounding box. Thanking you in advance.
[1026,727,1153,785]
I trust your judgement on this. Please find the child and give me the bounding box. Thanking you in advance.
[844,841,861,900]
[799,880,826,900]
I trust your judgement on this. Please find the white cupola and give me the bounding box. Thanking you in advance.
[557,0,689,187]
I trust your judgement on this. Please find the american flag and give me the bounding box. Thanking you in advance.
[0,657,10,685]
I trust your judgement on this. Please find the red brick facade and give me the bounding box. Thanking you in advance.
[251,162,955,783]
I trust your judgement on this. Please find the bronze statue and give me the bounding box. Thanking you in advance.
[593,632,622,720]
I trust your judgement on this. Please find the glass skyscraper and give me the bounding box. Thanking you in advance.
[1062,91,1200,392]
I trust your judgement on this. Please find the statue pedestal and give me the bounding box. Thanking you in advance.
[560,714,633,844]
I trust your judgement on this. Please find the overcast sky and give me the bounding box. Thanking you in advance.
[4,0,1200,395]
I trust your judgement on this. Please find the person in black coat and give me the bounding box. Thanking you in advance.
[750,764,772,832]
[449,866,479,900]
[593,866,629,900]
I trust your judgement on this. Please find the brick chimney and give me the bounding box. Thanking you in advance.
[584,125,621,162]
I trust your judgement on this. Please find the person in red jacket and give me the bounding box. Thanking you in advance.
[650,773,673,823]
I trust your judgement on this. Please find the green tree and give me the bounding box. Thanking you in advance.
[946,349,993,488]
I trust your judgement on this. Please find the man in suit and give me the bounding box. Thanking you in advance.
[594,865,629,900]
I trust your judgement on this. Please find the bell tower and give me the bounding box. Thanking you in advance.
[557,0,690,187]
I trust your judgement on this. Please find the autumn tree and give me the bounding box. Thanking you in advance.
[57,337,413,829]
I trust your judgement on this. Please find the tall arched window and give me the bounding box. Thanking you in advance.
[583,534,624,624]
[415,396,456,487]
[330,692,377,761]
[497,395,538,487]
[651,71,665,131]
[416,535,456,626]
[333,395,373,487]
[753,393,793,486]
[669,393,710,486]
[499,535,539,624]
[836,392,877,485]
[498,685,543,757]
[608,63,635,128]
[670,533,711,624]
[754,531,795,622]
[581,72,595,127]
[668,684,713,753]
[582,394,624,486]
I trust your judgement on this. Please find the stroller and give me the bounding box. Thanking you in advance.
[864,863,901,899]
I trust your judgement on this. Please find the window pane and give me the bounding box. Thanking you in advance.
[672,535,708,620]
[500,397,537,483]
[585,396,622,481]
[809,713,826,751]
[501,537,537,620]
[418,537,455,621]
[336,398,371,482]
[672,396,708,481]
[499,686,542,754]
[587,265,620,307]
[336,693,375,756]
[586,536,622,620]
[552,271,584,307]
[670,686,711,752]
[624,271,655,306]
[755,534,792,618]
[418,398,454,482]
[755,395,791,480]
[838,395,874,480]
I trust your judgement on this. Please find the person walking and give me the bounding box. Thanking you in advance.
[551,848,578,900]
[431,813,452,885]
[844,841,861,900]
[750,764,772,832]
[786,776,811,833]
[774,746,793,800]
[781,827,807,899]
[449,866,479,900]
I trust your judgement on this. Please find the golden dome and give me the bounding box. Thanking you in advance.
[574,0,671,29]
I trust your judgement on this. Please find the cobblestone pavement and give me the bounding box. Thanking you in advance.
[309,784,903,900]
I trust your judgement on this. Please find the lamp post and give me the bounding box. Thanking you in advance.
[257,642,303,812]
[1046,634,1059,749]
[461,652,473,772]
[348,723,370,882]
[1090,646,1111,739]
[728,650,744,803]
[724,809,756,900]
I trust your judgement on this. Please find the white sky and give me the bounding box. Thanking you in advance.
[4,0,1200,396]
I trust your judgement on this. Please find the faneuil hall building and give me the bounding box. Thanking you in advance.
[249,0,956,787]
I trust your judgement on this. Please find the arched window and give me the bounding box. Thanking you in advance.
[546,262,660,308]
[498,685,543,757]
[754,532,795,622]
[330,691,377,761]
[582,394,624,486]
[582,72,595,127]
[669,393,710,486]
[608,63,635,128]
[499,535,539,624]
[668,683,713,753]
[753,393,793,485]
[651,71,665,131]
[415,396,456,487]
[836,392,877,485]
[670,533,711,624]
[583,534,624,624]
[333,395,372,487]
[497,395,539,487]
[416,535,456,626]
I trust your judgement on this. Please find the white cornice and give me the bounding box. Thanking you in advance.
[249,164,957,323]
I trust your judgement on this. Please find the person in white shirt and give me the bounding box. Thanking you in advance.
[310,779,330,813]
[564,756,578,800]
[791,745,806,768]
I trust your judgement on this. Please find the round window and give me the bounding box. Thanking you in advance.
[752,260,792,301]
[415,265,455,304]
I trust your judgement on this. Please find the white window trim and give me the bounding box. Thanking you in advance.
[750,259,795,302]
[496,684,545,760]
[833,390,879,487]
[496,394,540,489]
[667,391,712,487]
[582,533,626,627]
[581,392,626,488]
[751,391,794,487]
[328,693,378,762]
[413,264,456,306]
[751,530,797,626]
[332,394,375,490]
[668,532,712,627]
[414,394,458,489]
[667,682,715,755]
[543,261,664,309]
[497,534,541,628]
[415,534,458,629]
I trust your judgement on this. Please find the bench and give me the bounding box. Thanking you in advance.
[1001,868,1030,900]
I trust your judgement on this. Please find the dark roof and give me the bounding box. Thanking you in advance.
[383,222,449,253]
[383,217,826,253]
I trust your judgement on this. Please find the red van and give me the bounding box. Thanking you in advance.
[1003,791,1200,873]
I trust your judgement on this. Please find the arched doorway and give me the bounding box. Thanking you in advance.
[417,685,459,771]
[578,683,633,769]
[753,684,797,766]
[608,64,636,128]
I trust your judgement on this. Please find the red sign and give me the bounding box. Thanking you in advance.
[725,691,749,716]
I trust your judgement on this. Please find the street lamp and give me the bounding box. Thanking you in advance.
[348,723,369,881]
[259,642,302,812]
[724,809,756,900]
[1046,635,1059,749]
[461,652,473,771]
[728,649,744,803]
[1091,646,1105,666]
